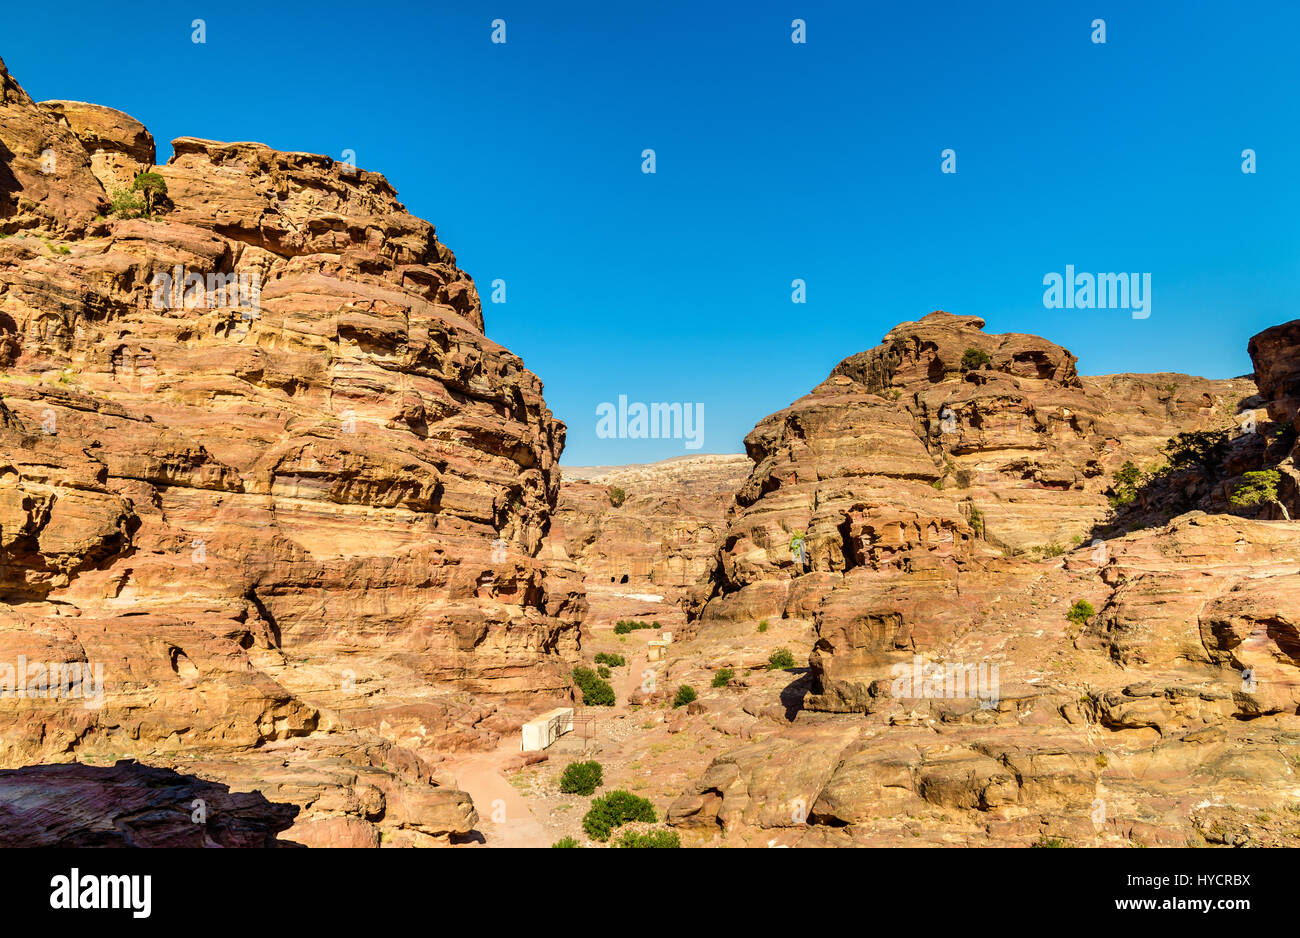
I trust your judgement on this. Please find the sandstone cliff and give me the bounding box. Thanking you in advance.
[665,312,1300,846]
[0,57,582,845]
[548,455,749,633]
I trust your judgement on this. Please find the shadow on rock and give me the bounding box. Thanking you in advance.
[0,760,302,847]
[779,670,813,722]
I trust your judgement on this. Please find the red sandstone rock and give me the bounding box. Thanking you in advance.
[0,55,579,843]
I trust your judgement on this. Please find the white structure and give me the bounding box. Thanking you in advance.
[647,640,668,662]
[521,707,574,752]
[661,631,673,644]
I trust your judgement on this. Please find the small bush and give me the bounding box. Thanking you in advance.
[1109,460,1143,507]
[1066,599,1095,628]
[607,486,627,508]
[960,347,992,372]
[613,620,655,635]
[108,189,146,218]
[767,648,796,670]
[1230,470,1283,511]
[551,836,581,848]
[1042,542,1065,558]
[711,668,734,688]
[597,664,611,679]
[594,652,626,667]
[559,760,603,796]
[131,170,169,215]
[672,685,697,708]
[968,505,985,537]
[757,620,769,633]
[613,828,680,848]
[582,790,656,841]
[572,666,615,707]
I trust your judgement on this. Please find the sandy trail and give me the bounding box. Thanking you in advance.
[618,645,653,704]
[443,738,551,848]
[445,634,658,847]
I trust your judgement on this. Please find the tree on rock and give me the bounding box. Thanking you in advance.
[131,171,169,216]
[960,347,992,372]
[1230,470,1291,520]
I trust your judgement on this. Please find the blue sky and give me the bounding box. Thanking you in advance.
[6,0,1297,464]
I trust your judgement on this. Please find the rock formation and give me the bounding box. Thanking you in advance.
[6,54,1300,850]
[548,455,749,632]
[666,312,1300,846]
[0,56,582,845]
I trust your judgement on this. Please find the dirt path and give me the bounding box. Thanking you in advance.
[443,635,661,847]
[618,645,652,705]
[443,738,551,848]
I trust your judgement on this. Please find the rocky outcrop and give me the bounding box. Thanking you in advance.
[0,56,581,844]
[1249,320,1300,429]
[667,312,1300,846]
[548,455,749,632]
[1247,319,1300,514]
[699,312,1256,631]
[37,100,154,196]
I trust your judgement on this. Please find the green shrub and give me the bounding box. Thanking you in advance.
[1230,470,1287,517]
[757,620,769,633]
[960,347,992,372]
[607,486,627,508]
[131,170,168,215]
[571,666,615,707]
[968,505,985,537]
[551,836,581,848]
[108,189,146,218]
[613,828,680,848]
[559,760,603,796]
[711,668,734,688]
[672,685,697,708]
[1042,542,1065,557]
[1066,599,1095,628]
[594,652,626,667]
[1109,460,1143,506]
[767,648,796,670]
[613,620,655,635]
[597,664,611,679]
[582,790,656,841]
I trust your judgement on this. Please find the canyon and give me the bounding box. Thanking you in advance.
[2,56,1298,847]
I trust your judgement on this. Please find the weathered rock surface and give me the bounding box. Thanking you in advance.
[1247,318,1300,512]
[549,455,749,633]
[0,56,581,845]
[666,312,1300,846]
[1249,320,1300,430]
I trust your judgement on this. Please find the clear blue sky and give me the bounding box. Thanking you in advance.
[6,0,1297,464]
